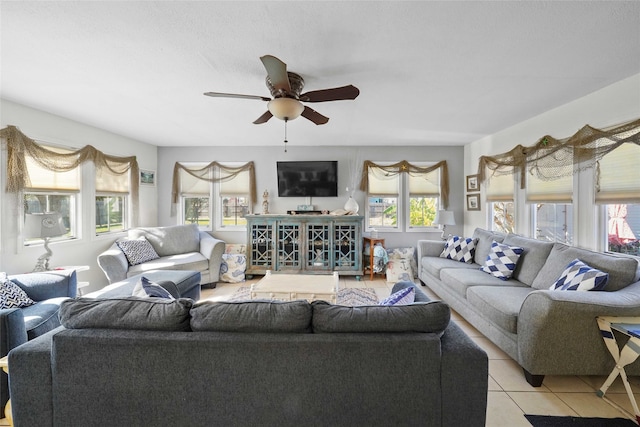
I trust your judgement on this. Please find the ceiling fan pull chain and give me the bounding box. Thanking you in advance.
[284,118,288,153]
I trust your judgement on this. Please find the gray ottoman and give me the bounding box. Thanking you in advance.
[85,270,201,300]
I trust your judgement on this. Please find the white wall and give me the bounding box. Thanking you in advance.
[0,99,158,291]
[157,144,465,250]
[463,73,640,249]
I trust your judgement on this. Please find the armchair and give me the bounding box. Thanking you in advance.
[1,270,77,416]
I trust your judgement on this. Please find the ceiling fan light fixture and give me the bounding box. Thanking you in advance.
[268,97,304,121]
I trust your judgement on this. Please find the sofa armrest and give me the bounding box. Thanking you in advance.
[417,239,446,260]
[199,232,226,283]
[97,242,129,284]
[10,270,77,300]
[518,280,640,375]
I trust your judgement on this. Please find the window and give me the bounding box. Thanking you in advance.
[179,165,211,229]
[95,162,130,234]
[527,169,573,244]
[485,173,515,233]
[365,162,442,232]
[217,167,251,229]
[596,143,640,256]
[23,145,78,243]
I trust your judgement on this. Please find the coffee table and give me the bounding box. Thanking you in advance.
[250,270,338,303]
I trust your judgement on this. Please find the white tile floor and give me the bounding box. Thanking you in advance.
[1,275,635,426]
[201,275,640,426]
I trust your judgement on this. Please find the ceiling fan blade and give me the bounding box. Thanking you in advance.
[299,85,360,102]
[260,55,291,92]
[301,106,329,125]
[204,92,271,101]
[253,111,273,124]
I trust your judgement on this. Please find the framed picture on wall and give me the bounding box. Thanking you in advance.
[466,194,480,211]
[466,174,480,192]
[140,169,156,186]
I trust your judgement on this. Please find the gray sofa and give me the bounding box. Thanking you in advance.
[8,282,488,427]
[417,227,640,386]
[0,271,77,417]
[97,224,225,286]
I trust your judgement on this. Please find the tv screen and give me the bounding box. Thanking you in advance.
[277,161,338,197]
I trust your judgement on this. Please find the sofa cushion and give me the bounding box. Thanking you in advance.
[502,234,554,286]
[379,286,415,306]
[116,237,160,266]
[22,297,67,339]
[387,247,418,278]
[0,278,35,309]
[190,300,312,333]
[59,297,193,331]
[129,224,200,257]
[421,256,478,281]
[549,259,609,291]
[311,300,450,334]
[467,286,534,334]
[127,252,208,277]
[472,228,505,265]
[531,243,638,291]
[480,241,524,280]
[386,258,414,282]
[440,236,476,263]
[440,268,528,298]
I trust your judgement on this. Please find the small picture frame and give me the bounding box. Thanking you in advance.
[466,194,481,211]
[140,169,156,186]
[466,174,480,192]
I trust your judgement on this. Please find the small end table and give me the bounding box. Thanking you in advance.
[0,356,12,426]
[596,316,640,424]
[363,236,385,281]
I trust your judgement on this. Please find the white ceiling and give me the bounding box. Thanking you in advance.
[1,1,639,148]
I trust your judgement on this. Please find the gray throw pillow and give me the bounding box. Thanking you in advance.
[59,297,193,331]
[190,300,312,333]
[311,300,450,334]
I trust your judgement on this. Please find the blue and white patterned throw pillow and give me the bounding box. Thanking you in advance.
[0,278,36,309]
[550,259,609,291]
[480,241,524,280]
[440,236,476,263]
[379,286,415,306]
[220,254,246,283]
[116,238,160,266]
[132,276,175,300]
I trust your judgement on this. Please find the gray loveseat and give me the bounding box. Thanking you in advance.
[97,224,225,286]
[8,282,488,427]
[417,228,640,386]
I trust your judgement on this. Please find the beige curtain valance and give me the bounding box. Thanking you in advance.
[477,118,640,189]
[0,125,139,225]
[359,160,449,209]
[171,161,257,213]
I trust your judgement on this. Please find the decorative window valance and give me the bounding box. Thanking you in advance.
[171,161,257,212]
[359,160,449,209]
[0,125,139,224]
[477,118,640,189]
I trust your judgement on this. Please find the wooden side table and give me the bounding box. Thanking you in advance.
[363,236,385,281]
[0,356,12,426]
[596,316,640,424]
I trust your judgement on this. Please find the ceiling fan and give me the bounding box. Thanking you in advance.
[204,55,360,125]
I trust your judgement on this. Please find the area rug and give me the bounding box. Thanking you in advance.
[525,414,638,426]
[229,286,379,306]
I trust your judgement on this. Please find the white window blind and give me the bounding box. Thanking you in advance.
[367,167,399,195]
[526,170,572,203]
[486,173,515,202]
[25,146,79,191]
[220,169,250,195]
[180,165,210,195]
[596,143,640,204]
[408,170,440,196]
[96,167,130,193]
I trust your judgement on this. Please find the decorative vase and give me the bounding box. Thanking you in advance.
[344,196,359,214]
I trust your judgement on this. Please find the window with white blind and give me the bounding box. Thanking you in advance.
[527,170,573,244]
[217,167,251,229]
[23,146,78,243]
[407,170,440,229]
[366,166,399,230]
[179,165,211,229]
[95,165,130,234]
[485,173,515,234]
[596,143,640,256]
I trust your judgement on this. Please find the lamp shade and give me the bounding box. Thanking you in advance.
[24,212,67,239]
[433,210,456,226]
[267,97,304,121]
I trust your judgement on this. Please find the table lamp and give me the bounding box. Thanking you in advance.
[433,210,455,240]
[24,212,67,272]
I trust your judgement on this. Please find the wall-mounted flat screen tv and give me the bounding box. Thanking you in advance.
[277,161,338,197]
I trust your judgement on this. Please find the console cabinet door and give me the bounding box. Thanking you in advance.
[247,219,274,274]
[276,220,302,272]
